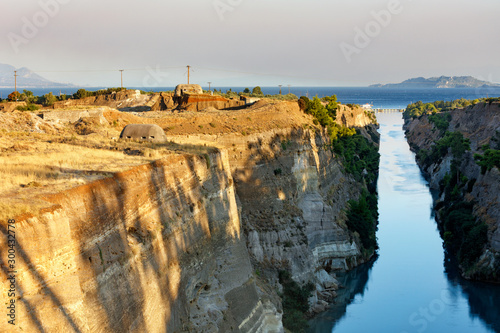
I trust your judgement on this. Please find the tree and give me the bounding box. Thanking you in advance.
[252,86,263,95]
[74,88,89,99]
[20,90,36,103]
[325,95,338,120]
[298,96,310,111]
[243,87,250,94]
[8,91,21,101]
[43,92,57,106]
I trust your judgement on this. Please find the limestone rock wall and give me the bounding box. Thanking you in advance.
[0,101,378,331]
[165,118,378,311]
[404,102,500,280]
[223,128,367,287]
[0,152,282,332]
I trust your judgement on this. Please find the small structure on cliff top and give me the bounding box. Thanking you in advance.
[119,124,167,142]
[174,84,203,97]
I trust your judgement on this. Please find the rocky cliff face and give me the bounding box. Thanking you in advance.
[404,102,500,281]
[0,100,378,332]
[0,152,283,332]
[165,103,379,315]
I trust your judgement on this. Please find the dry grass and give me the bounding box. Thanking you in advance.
[0,99,308,222]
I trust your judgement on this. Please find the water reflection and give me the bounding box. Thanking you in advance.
[444,255,500,333]
[308,257,377,333]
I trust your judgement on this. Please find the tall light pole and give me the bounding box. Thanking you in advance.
[278,84,282,95]
[119,70,124,88]
[14,70,18,93]
[187,65,191,84]
[208,81,212,91]
[14,71,18,101]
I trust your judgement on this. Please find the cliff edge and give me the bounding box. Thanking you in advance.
[0,98,379,332]
[404,101,500,282]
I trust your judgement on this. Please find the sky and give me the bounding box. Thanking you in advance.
[2,0,500,87]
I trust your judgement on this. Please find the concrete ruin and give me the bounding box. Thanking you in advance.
[119,124,167,142]
[174,84,203,97]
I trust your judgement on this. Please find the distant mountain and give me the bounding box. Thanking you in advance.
[0,63,74,88]
[370,76,500,89]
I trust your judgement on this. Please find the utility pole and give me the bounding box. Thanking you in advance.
[187,65,191,84]
[119,70,124,88]
[14,70,18,95]
[208,81,212,91]
[278,84,282,95]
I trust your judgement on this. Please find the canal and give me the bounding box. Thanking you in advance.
[309,112,500,333]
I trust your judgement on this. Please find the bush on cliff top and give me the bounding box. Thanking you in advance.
[402,97,500,119]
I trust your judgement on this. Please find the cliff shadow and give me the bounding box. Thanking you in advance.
[443,254,500,333]
[71,149,242,332]
[307,255,377,333]
[0,223,83,333]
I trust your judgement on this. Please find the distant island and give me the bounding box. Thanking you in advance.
[370,76,500,89]
[0,63,74,88]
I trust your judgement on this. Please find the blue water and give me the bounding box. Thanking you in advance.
[308,113,500,333]
[2,86,500,110]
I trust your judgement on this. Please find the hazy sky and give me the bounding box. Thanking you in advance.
[2,0,500,87]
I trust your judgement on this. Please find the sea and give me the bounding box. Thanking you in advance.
[2,86,500,110]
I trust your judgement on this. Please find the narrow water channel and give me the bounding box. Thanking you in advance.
[309,112,500,333]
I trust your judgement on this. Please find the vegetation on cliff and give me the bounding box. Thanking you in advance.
[416,131,470,168]
[345,190,378,253]
[474,147,500,174]
[279,270,314,333]
[299,95,380,253]
[406,102,494,277]
[403,97,500,119]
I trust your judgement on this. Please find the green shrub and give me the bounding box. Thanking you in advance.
[333,133,379,185]
[16,104,40,111]
[474,149,500,174]
[279,270,314,333]
[428,113,452,133]
[418,131,470,168]
[43,92,57,106]
[252,86,263,95]
[403,97,498,119]
[74,88,89,99]
[440,201,488,271]
[346,191,378,251]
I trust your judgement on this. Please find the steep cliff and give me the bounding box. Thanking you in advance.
[404,102,500,281]
[0,99,378,332]
[0,152,284,332]
[158,101,380,326]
